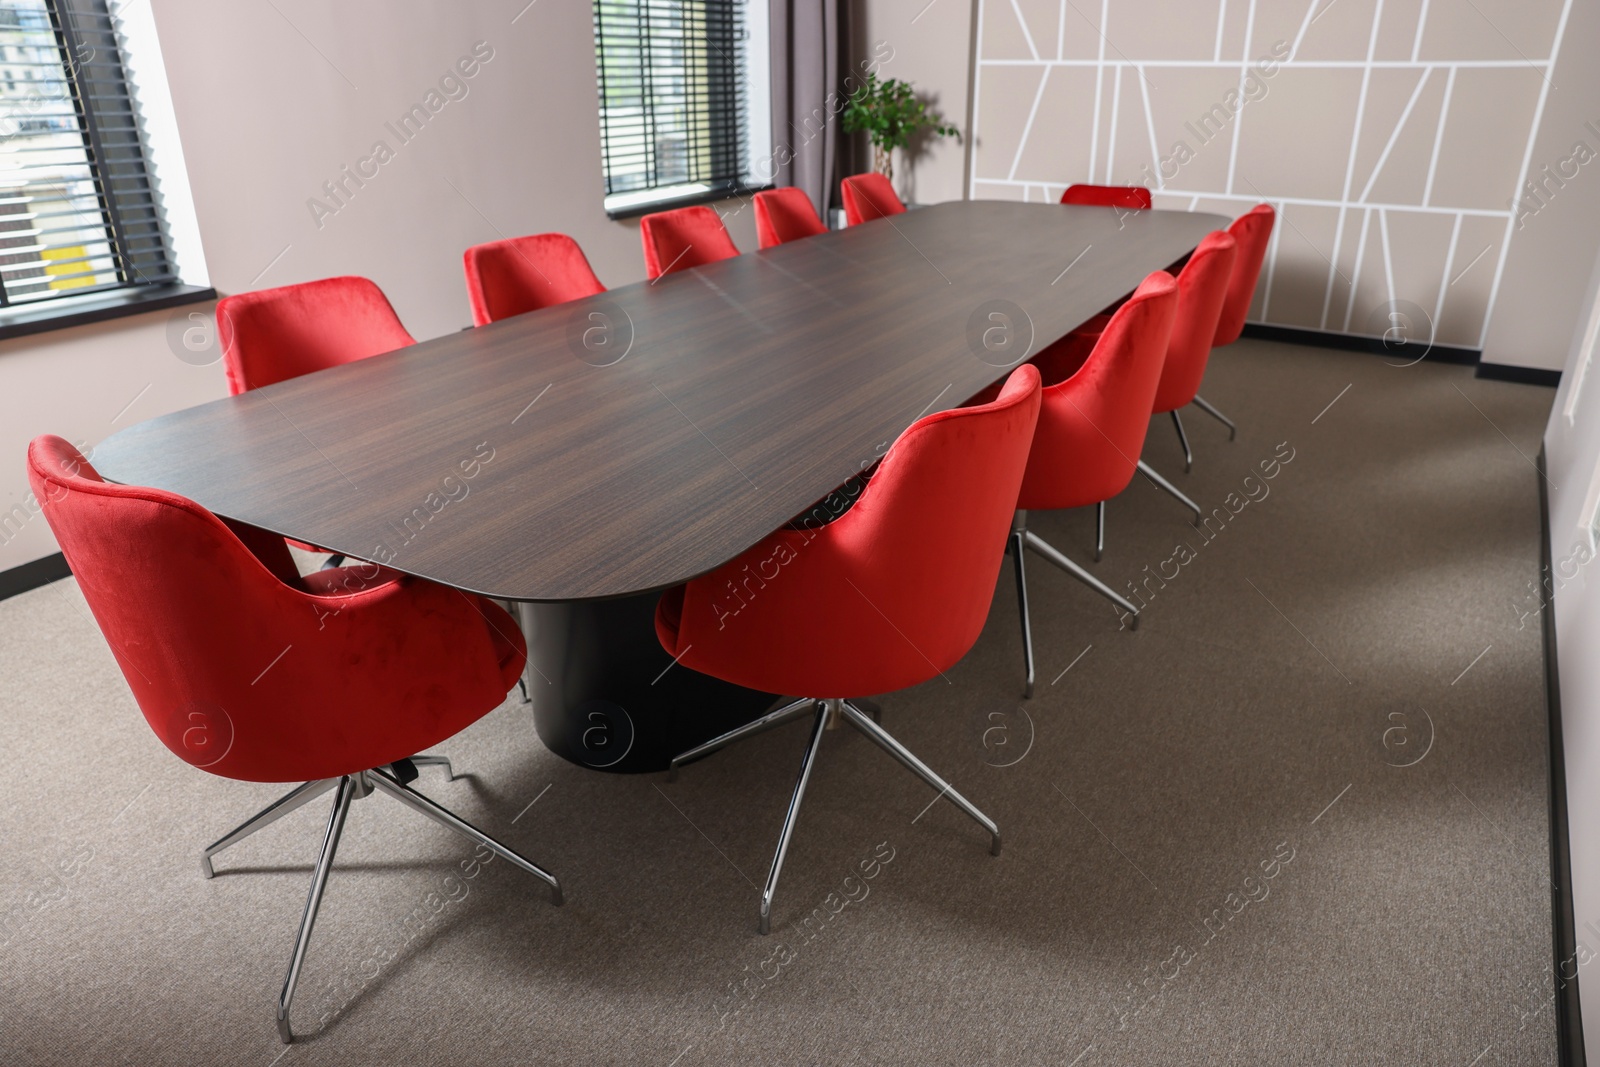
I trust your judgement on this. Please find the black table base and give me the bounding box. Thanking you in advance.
[517,594,781,774]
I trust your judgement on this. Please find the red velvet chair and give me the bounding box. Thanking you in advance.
[26,435,560,1043]
[216,276,417,569]
[463,232,606,325]
[754,187,829,248]
[216,275,415,395]
[639,205,741,279]
[658,366,1043,934]
[1157,230,1238,470]
[1193,203,1276,440]
[1060,184,1153,210]
[1010,272,1178,696]
[840,172,906,226]
[1067,230,1237,482]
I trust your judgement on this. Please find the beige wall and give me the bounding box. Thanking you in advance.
[150,0,760,336]
[0,0,761,572]
[966,0,1598,370]
[860,0,974,205]
[0,314,222,570]
[1481,0,1600,371]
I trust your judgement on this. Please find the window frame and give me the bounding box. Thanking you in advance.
[591,0,773,220]
[0,0,211,342]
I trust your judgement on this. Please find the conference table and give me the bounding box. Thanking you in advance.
[94,200,1227,772]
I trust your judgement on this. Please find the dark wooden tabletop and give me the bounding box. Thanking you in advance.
[93,201,1228,601]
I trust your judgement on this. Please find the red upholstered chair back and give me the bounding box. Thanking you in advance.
[754,187,828,248]
[463,233,605,326]
[657,366,1042,697]
[841,172,906,226]
[639,205,741,279]
[1060,184,1153,210]
[1018,271,1179,510]
[829,366,1041,674]
[1214,203,1275,346]
[1153,230,1237,413]
[26,435,524,785]
[217,276,415,395]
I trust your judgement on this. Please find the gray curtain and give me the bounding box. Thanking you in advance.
[769,0,841,218]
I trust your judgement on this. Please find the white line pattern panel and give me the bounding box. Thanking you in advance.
[969,0,1572,346]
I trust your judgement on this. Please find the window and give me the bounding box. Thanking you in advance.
[0,0,179,316]
[592,0,771,218]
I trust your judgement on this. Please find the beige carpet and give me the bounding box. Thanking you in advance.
[0,338,1559,1065]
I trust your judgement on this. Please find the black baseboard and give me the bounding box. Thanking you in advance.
[0,551,71,603]
[1240,321,1480,363]
[1239,322,1562,386]
[1540,446,1587,1066]
[1478,361,1564,387]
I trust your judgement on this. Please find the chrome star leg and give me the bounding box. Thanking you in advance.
[1192,394,1237,440]
[668,697,817,781]
[277,775,355,1044]
[839,702,1001,856]
[760,702,830,935]
[368,767,562,905]
[1011,519,1035,699]
[202,778,339,879]
[1171,410,1193,471]
[1136,460,1202,520]
[1025,528,1141,628]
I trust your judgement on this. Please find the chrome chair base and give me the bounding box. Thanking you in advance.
[1136,460,1202,521]
[668,697,817,781]
[1012,510,1139,699]
[1192,394,1237,440]
[670,698,1000,936]
[1171,410,1193,472]
[200,755,562,1044]
[1089,465,1200,563]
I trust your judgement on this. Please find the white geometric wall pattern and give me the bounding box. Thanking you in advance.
[969,0,1574,349]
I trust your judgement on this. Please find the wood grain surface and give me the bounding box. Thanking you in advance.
[93,201,1228,601]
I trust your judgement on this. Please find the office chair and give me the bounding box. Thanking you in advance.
[216,275,415,394]
[1010,272,1178,696]
[1067,229,1236,491]
[753,187,829,248]
[463,232,606,325]
[1060,184,1153,210]
[1155,230,1238,471]
[214,275,417,568]
[657,366,1043,934]
[1195,203,1277,440]
[26,435,561,1044]
[840,172,906,225]
[639,205,741,279]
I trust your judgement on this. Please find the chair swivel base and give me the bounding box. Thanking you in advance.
[200,755,562,1044]
[1090,465,1201,563]
[669,697,1000,935]
[1164,398,1235,476]
[1135,460,1202,521]
[1171,410,1193,472]
[1011,511,1140,699]
[1192,394,1237,440]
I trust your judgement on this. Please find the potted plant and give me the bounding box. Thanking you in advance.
[842,72,960,184]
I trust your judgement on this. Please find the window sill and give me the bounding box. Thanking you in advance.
[0,283,217,344]
[605,181,774,220]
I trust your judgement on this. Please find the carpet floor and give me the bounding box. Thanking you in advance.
[0,338,1560,1065]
